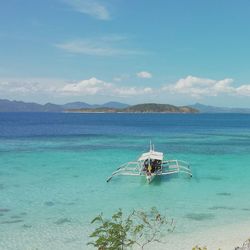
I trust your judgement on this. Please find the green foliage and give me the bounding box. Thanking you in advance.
[192,246,208,250]
[88,209,134,250]
[88,207,174,250]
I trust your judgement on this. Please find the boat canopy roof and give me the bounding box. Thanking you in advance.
[138,150,164,161]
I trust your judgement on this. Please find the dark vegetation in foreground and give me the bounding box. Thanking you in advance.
[88,207,174,250]
[88,208,250,250]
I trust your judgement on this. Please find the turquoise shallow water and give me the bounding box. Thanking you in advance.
[1,113,250,249]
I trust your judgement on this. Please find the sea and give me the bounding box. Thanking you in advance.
[1,112,250,250]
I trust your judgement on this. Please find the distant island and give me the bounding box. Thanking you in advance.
[190,103,250,113]
[0,99,197,113]
[0,99,129,112]
[1,99,250,113]
[66,103,198,113]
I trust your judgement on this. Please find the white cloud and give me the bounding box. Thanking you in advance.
[61,77,153,97]
[236,85,250,96]
[63,0,110,20]
[56,36,144,56]
[113,87,153,96]
[137,71,152,79]
[61,77,112,95]
[0,78,50,94]
[163,75,235,98]
[0,77,153,98]
[1,76,250,104]
[0,78,64,103]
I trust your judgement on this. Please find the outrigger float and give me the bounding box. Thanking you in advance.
[107,143,192,183]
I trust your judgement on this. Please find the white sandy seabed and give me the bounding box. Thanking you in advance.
[1,221,250,250]
[153,221,250,250]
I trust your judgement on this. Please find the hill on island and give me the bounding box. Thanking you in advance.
[190,103,250,113]
[67,103,198,113]
[123,103,198,113]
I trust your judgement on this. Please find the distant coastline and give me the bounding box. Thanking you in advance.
[0,99,197,113]
[1,99,250,113]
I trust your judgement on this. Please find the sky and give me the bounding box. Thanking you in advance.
[0,0,250,107]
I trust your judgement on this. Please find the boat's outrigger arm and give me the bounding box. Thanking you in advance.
[161,159,192,177]
[106,162,141,182]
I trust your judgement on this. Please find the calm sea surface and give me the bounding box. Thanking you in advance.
[1,113,250,249]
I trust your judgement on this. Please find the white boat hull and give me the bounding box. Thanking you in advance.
[146,173,156,183]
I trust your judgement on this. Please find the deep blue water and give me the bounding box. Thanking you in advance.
[1,113,250,138]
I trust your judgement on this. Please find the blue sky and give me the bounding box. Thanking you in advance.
[1,0,250,106]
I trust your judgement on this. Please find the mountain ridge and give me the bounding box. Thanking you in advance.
[190,103,250,113]
[1,99,250,113]
[0,99,128,112]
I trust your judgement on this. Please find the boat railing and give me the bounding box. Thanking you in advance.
[162,159,192,177]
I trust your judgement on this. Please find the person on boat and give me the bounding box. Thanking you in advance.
[147,164,152,174]
[151,159,156,173]
[144,159,149,171]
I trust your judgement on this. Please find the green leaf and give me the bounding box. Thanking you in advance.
[88,207,174,249]
[91,214,103,224]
